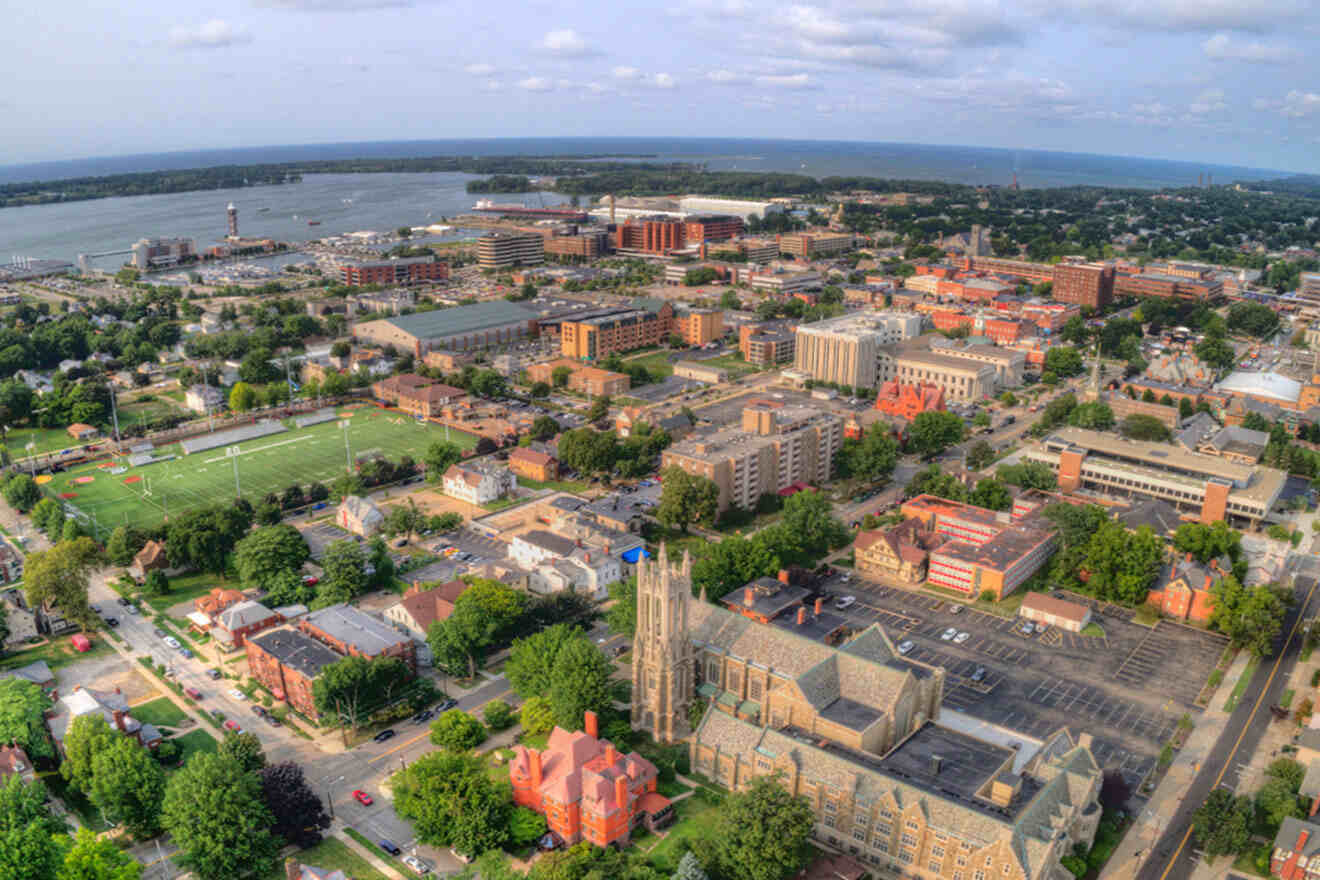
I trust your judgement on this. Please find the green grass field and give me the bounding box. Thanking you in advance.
[131,696,188,728]
[42,407,478,534]
[623,351,676,377]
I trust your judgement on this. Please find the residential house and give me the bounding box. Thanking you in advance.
[1146,551,1227,624]
[184,384,224,414]
[442,461,515,505]
[196,587,245,619]
[1272,816,1320,880]
[47,685,162,752]
[853,519,947,584]
[510,529,623,600]
[0,660,54,691]
[384,580,468,641]
[66,423,99,441]
[128,540,169,582]
[337,495,384,537]
[215,600,283,649]
[508,447,559,483]
[0,746,34,783]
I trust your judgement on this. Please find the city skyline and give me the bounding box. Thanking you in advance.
[7,0,1320,172]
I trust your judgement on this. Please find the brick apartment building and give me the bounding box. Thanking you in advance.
[959,255,1055,284]
[371,373,467,419]
[509,710,673,848]
[340,257,448,286]
[544,230,609,260]
[776,231,854,259]
[614,215,743,255]
[1053,263,1114,309]
[1114,272,1223,302]
[508,446,559,482]
[526,358,631,396]
[672,308,725,346]
[246,628,343,720]
[560,302,675,360]
[740,325,796,365]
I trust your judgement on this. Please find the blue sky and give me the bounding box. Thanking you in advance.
[7,0,1320,172]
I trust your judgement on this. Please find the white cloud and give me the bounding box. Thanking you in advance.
[1049,0,1305,32]
[706,69,748,83]
[481,80,503,92]
[651,73,678,88]
[516,76,554,92]
[1281,90,1320,118]
[757,73,813,89]
[1189,88,1228,115]
[169,19,250,49]
[539,29,593,56]
[611,66,640,80]
[1202,33,1297,63]
[464,63,496,75]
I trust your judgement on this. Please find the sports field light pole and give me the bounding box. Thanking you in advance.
[340,420,353,475]
[228,445,241,498]
[24,441,34,477]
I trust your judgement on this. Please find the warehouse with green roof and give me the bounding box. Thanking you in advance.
[353,300,539,355]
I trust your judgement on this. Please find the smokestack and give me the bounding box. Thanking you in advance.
[584,710,599,739]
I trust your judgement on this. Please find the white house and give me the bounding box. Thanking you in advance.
[184,384,224,414]
[442,461,515,506]
[509,530,621,600]
[337,495,384,537]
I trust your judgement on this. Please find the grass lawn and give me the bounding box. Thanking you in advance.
[145,571,228,613]
[623,351,676,377]
[131,696,189,728]
[1225,655,1261,711]
[516,476,591,494]
[691,353,762,377]
[0,633,115,672]
[5,426,87,459]
[263,836,392,880]
[1082,622,1106,637]
[39,408,479,535]
[170,728,219,765]
[116,398,181,431]
[342,829,408,876]
[645,788,723,874]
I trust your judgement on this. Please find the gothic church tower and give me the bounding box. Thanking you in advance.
[630,545,696,743]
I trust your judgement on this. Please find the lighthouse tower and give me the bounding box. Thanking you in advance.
[227,203,238,239]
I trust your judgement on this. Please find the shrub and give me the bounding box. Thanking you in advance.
[483,700,515,732]
[979,590,996,602]
[1311,668,1320,688]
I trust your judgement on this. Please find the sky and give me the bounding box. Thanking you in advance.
[6,0,1320,172]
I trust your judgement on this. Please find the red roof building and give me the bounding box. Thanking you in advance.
[509,711,673,848]
[874,381,945,421]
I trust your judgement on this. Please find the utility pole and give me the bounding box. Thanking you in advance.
[108,383,121,446]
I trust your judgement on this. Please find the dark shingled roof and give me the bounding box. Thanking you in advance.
[250,627,341,679]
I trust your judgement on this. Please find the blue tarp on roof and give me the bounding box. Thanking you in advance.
[621,546,650,563]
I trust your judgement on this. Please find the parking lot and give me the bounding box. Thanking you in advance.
[628,376,705,402]
[829,575,1229,790]
[300,520,354,560]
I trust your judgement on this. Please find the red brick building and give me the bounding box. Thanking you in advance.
[509,711,672,848]
[1145,553,1224,624]
[1114,272,1222,302]
[874,380,945,420]
[1053,263,1114,309]
[298,604,417,674]
[246,627,343,721]
[614,215,743,255]
[340,257,448,286]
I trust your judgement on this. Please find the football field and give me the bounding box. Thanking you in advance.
[40,407,478,534]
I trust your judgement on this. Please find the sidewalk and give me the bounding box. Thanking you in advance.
[334,824,406,880]
[1100,649,1252,880]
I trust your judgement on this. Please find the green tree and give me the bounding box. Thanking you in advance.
[1268,758,1306,791]
[24,537,100,632]
[695,774,813,880]
[506,623,582,699]
[228,382,257,413]
[966,439,996,470]
[557,427,618,477]
[586,395,611,423]
[313,656,413,733]
[1043,346,1085,377]
[61,714,120,791]
[1191,789,1252,858]
[1256,776,1305,829]
[164,505,250,575]
[529,415,560,442]
[59,827,143,880]
[483,700,515,731]
[88,734,167,839]
[161,753,282,880]
[1210,578,1289,657]
[656,467,719,532]
[529,381,551,398]
[906,410,965,457]
[1173,521,1242,564]
[1081,522,1163,604]
[425,440,464,481]
[316,539,368,606]
[997,460,1057,490]
[719,291,741,310]
[776,490,849,563]
[546,638,614,730]
[551,365,572,388]
[2,473,41,512]
[31,497,63,537]
[104,525,148,568]
[383,499,427,543]
[218,731,267,774]
[429,710,487,751]
[1194,336,1236,371]
[1120,414,1172,441]
[968,478,1012,511]
[691,533,780,601]
[234,524,310,592]
[519,696,555,736]
[906,463,968,501]
[0,776,65,880]
[605,578,637,637]
[507,806,548,849]
[142,570,169,597]
[1068,401,1115,430]
[0,678,54,760]
[835,423,899,481]
[390,751,510,858]
[259,762,331,849]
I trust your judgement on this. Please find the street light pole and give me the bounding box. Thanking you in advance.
[340,420,352,475]
[322,774,345,820]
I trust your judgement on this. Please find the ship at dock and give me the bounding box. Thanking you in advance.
[471,199,587,221]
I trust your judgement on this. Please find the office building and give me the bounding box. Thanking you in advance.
[627,553,1103,880]
[560,302,675,360]
[543,230,609,260]
[677,196,782,219]
[794,312,924,389]
[660,401,843,512]
[614,215,743,255]
[477,231,545,268]
[1113,272,1222,302]
[930,310,1031,345]
[340,256,448,286]
[928,339,1026,387]
[1053,263,1114,309]
[131,237,195,270]
[959,255,1055,284]
[672,308,725,346]
[748,269,824,294]
[526,358,631,396]
[354,300,536,355]
[740,325,796,365]
[1024,426,1286,525]
[877,350,996,403]
[776,231,855,259]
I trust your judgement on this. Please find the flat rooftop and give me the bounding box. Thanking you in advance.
[372,300,536,339]
[891,350,994,375]
[934,527,1055,571]
[879,722,1017,803]
[1045,426,1250,483]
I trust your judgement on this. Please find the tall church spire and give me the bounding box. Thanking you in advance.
[630,547,696,743]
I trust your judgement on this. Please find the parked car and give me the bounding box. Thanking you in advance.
[205,668,222,680]
[948,604,964,615]
[953,632,970,644]
[178,647,193,659]
[223,720,243,733]
[228,689,247,700]
[124,605,138,615]
[352,790,374,806]
[103,617,119,627]
[251,705,267,717]
[184,687,203,700]
[373,729,396,743]
[1019,622,1035,636]
[411,709,434,725]
[302,575,319,586]
[940,627,958,641]
[265,714,281,726]
[971,666,987,682]
[378,840,401,856]
[153,627,167,638]
[437,698,458,713]
[402,856,431,875]
[834,595,856,610]
[897,640,915,655]
[163,636,181,649]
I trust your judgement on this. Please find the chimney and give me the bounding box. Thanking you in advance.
[1185,551,1193,563]
[584,710,599,739]
[930,754,943,774]
[1310,793,1320,818]
[112,709,126,732]
[614,774,629,813]
[777,569,790,584]
[797,607,807,625]
[114,686,121,695]
[605,743,618,767]
[530,749,543,789]
[744,587,754,607]
[815,598,823,615]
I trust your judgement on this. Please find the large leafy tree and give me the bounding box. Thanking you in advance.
[88,734,167,840]
[24,537,100,632]
[996,460,1057,490]
[0,776,65,880]
[313,655,413,732]
[259,762,330,849]
[907,463,968,501]
[427,580,528,679]
[104,526,150,568]
[61,715,120,790]
[164,505,251,575]
[691,532,780,601]
[391,751,510,858]
[835,422,900,480]
[506,624,582,699]
[906,410,965,458]
[656,467,719,533]
[557,427,618,477]
[160,753,282,880]
[218,731,267,774]
[546,637,614,731]
[59,827,144,880]
[968,478,1012,511]
[234,524,310,592]
[1173,521,1242,564]
[1191,789,1252,859]
[0,678,53,759]
[775,489,849,563]
[1210,578,1289,657]
[3,473,42,512]
[1080,522,1163,604]
[316,539,368,607]
[1043,345,1085,377]
[424,440,464,481]
[429,710,488,751]
[605,578,637,637]
[694,774,813,880]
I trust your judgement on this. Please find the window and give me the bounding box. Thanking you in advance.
[853,830,866,842]
[957,857,968,866]
[901,834,917,847]
[749,679,762,700]
[824,800,837,813]
[933,846,945,859]
[906,820,919,831]
[880,808,893,819]
[1002,865,1010,875]
[874,841,890,854]
[756,759,771,772]
[898,851,913,865]
[823,816,836,829]
[954,873,963,880]
[986,856,993,866]
[875,824,892,837]
[930,861,942,872]
[974,872,985,880]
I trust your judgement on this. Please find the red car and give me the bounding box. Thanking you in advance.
[352,790,374,806]
[223,720,243,733]
[302,575,319,586]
